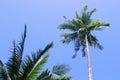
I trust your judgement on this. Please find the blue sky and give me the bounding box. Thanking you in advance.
[0,0,120,80]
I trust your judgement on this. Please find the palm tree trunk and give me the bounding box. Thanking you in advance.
[85,35,93,80]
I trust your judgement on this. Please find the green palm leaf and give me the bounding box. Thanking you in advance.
[52,64,70,76]
[0,26,56,80]
[37,69,52,80]
[5,25,26,80]
[26,54,49,80]
[19,42,53,80]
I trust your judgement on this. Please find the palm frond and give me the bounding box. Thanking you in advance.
[81,45,86,57]
[88,20,110,31]
[96,22,110,30]
[61,32,78,44]
[19,54,49,80]
[96,43,103,50]
[52,64,70,76]
[5,25,26,80]
[76,11,81,19]
[19,42,53,80]
[58,19,81,31]
[61,33,71,44]
[37,69,52,80]
[88,34,103,50]
[40,42,53,56]
[6,41,22,80]
[26,54,49,80]
[88,8,96,19]
[74,37,80,52]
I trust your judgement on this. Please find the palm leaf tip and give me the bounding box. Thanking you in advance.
[0,60,3,66]
[5,26,27,80]
[42,42,53,54]
[84,5,88,11]
[102,23,110,26]
[37,69,52,80]
[63,16,67,19]
[52,64,70,76]
[72,53,77,59]
[46,42,54,50]
[24,24,27,37]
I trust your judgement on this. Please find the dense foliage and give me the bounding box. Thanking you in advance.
[0,25,71,80]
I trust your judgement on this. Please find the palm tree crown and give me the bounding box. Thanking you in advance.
[0,25,53,80]
[0,25,72,80]
[58,5,110,58]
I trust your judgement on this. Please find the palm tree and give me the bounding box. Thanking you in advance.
[0,25,53,80]
[58,5,110,80]
[0,25,72,80]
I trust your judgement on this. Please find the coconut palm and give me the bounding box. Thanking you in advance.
[58,5,110,80]
[0,25,53,80]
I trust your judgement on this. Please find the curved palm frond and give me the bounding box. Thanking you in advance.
[87,20,110,31]
[52,64,70,76]
[58,18,83,31]
[5,25,26,80]
[37,69,52,80]
[19,42,53,80]
[60,32,78,44]
[88,34,103,50]
[26,54,49,80]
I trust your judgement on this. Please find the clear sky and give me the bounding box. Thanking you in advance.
[0,0,120,80]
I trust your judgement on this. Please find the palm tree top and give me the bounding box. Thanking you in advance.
[58,5,110,58]
[0,25,54,80]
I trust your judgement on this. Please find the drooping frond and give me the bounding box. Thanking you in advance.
[81,45,86,57]
[88,34,103,50]
[5,25,26,80]
[37,69,52,80]
[61,32,78,44]
[58,19,82,31]
[52,64,70,76]
[87,20,110,31]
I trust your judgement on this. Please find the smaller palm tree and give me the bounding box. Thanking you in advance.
[0,25,53,80]
[0,25,72,80]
